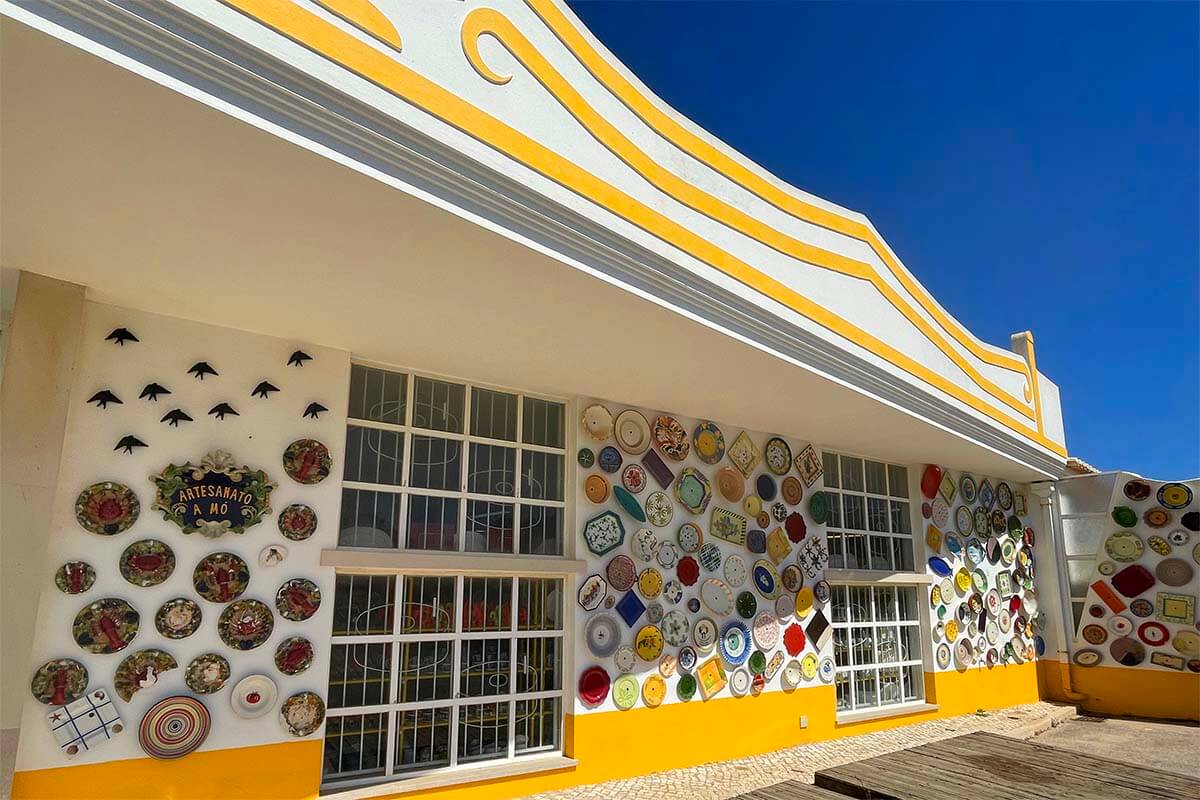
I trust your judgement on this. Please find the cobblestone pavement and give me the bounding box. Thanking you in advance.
[521,702,1075,800]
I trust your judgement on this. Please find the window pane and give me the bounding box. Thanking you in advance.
[324,713,389,783]
[348,364,406,425]
[897,586,919,621]
[853,669,877,707]
[465,500,514,554]
[463,577,512,633]
[827,530,845,570]
[876,627,900,664]
[902,664,922,701]
[852,627,875,667]
[471,387,518,441]
[516,637,562,694]
[843,494,865,530]
[843,531,868,570]
[395,708,450,774]
[830,586,849,624]
[875,587,898,621]
[468,444,516,496]
[520,505,563,556]
[518,578,563,631]
[835,671,851,711]
[1067,560,1094,597]
[841,456,864,492]
[400,576,455,634]
[412,377,465,433]
[406,496,459,551]
[522,398,565,448]
[849,586,872,622]
[332,574,395,636]
[460,639,512,698]
[879,666,902,705]
[396,640,453,703]
[458,702,509,764]
[409,436,462,491]
[869,535,893,571]
[867,497,889,532]
[888,465,910,498]
[822,452,840,488]
[834,628,850,667]
[521,451,564,501]
[899,625,921,662]
[890,501,912,536]
[515,697,560,756]
[344,426,404,486]
[865,460,888,495]
[338,488,402,549]
[825,492,842,528]
[329,643,391,708]
[893,537,914,572]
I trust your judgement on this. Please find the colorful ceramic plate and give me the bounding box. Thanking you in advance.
[581,404,613,441]
[954,506,973,536]
[578,666,610,706]
[75,481,140,536]
[1156,558,1195,587]
[218,599,274,650]
[641,673,666,707]
[155,598,202,639]
[281,692,325,736]
[928,557,952,577]
[720,621,751,666]
[584,474,610,504]
[716,467,744,503]
[139,695,209,759]
[598,446,623,474]
[1111,506,1138,528]
[781,659,802,689]
[585,614,621,658]
[996,482,1013,511]
[631,528,659,562]
[637,568,663,599]
[677,523,702,554]
[621,463,648,495]
[736,591,758,619]
[729,667,751,696]
[1144,508,1171,529]
[677,672,697,701]
[635,624,665,661]
[1104,531,1144,563]
[230,674,277,719]
[612,675,639,710]
[115,649,178,702]
[693,617,718,652]
[277,504,317,541]
[1158,483,1193,510]
[652,416,689,461]
[30,659,88,705]
[675,468,712,514]
[752,560,780,599]
[119,539,175,587]
[613,409,651,454]
[692,421,726,464]
[724,554,748,587]
[54,561,96,595]
[73,598,139,654]
[960,475,978,503]
[701,579,734,616]
[186,653,231,693]
[193,552,250,602]
[763,437,792,476]
[645,491,674,527]
[578,448,595,468]
[752,611,779,650]
[283,439,331,484]
[274,636,315,676]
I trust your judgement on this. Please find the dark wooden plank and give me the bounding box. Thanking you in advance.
[734,781,850,800]
[932,733,1198,800]
[817,746,1049,800]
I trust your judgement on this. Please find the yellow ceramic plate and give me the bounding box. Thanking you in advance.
[800,652,819,680]
[954,568,972,594]
[930,585,942,607]
[926,524,943,554]
[635,624,664,661]
[744,495,763,517]
[638,568,663,599]
[642,673,666,707]
[794,587,814,618]
[945,619,960,641]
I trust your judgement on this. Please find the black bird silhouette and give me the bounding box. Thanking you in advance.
[287,350,312,367]
[105,328,139,346]
[188,361,218,380]
[161,408,193,427]
[303,402,328,419]
[208,402,238,420]
[87,390,122,409]
[114,435,147,454]
[139,382,171,401]
[251,381,280,399]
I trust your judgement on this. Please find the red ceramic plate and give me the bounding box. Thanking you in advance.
[579,666,611,706]
[783,623,806,656]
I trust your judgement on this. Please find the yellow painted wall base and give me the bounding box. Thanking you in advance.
[1039,660,1200,722]
[5,662,1047,800]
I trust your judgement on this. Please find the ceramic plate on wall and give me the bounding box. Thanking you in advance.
[231,675,277,719]
[581,404,614,441]
[691,421,726,464]
[613,409,650,454]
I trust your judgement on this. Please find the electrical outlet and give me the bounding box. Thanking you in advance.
[799,715,808,729]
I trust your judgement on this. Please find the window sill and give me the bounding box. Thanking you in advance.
[321,755,578,799]
[825,569,934,585]
[321,548,588,575]
[835,701,939,726]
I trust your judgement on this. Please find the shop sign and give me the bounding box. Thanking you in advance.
[151,450,275,537]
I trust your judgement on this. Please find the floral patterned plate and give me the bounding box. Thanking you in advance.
[193,552,250,602]
[645,491,674,527]
[218,599,274,650]
[282,439,332,485]
[75,482,140,535]
[73,598,139,654]
[692,421,725,464]
[275,578,322,621]
[186,653,231,694]
[277,504,318,541]
[119,539,176,587]
[763,437,792,476]
[155,598,202,639]
[652,416,689,461]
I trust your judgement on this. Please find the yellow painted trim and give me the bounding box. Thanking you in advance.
[313,0,402,50]
[1038,660,1200,722]
[219,0,1066,457]
[1013,331,1044,434]
[11,739,323,800]
[526,0,1035,397]
[462,8,1033,424]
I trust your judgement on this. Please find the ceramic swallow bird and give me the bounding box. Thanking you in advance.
[188,361,218,380]
[287,350,312,367]
[114,435,147,454]
[139,382,171,401]
[161,408,193,427]
[208,402,238,420]
[105,328,139,346]
[251,381,280,399]
[303,402,328,419]
[87,390,122,409]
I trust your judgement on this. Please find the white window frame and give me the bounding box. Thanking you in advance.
[322,571,568,790]
[340,361,569,557]
[821,451,917,574]
[830,583,926,714]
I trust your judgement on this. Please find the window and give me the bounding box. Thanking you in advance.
[340,365,567,555]
[322,573,565,786]
[822,453,913,571]
[831,585,923,712]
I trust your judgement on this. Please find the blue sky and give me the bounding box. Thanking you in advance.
[567,1,1198,479]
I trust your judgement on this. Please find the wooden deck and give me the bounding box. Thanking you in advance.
[736,732,1199,800]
